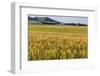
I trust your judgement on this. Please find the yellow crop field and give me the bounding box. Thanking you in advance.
[28,24,88,61]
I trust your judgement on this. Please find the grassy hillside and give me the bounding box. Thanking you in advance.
[28,24,88,61]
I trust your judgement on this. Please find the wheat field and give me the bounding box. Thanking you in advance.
[28,24,88,61]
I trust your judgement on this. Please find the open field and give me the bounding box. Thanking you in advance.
[28,24,88,61]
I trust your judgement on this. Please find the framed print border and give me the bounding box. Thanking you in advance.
[11,2,97,74]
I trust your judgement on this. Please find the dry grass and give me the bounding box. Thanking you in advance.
[28,24,88,61]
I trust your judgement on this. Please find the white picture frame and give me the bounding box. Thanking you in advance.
[11,2,97,74]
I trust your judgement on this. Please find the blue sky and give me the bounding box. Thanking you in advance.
[29,15,88,24]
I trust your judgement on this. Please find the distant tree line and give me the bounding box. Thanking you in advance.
[29,21,87,26]
[64,23,88,26]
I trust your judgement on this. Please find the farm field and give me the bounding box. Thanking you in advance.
[28,24,88,61]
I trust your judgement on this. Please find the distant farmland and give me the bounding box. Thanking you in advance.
[28,24,88,61]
